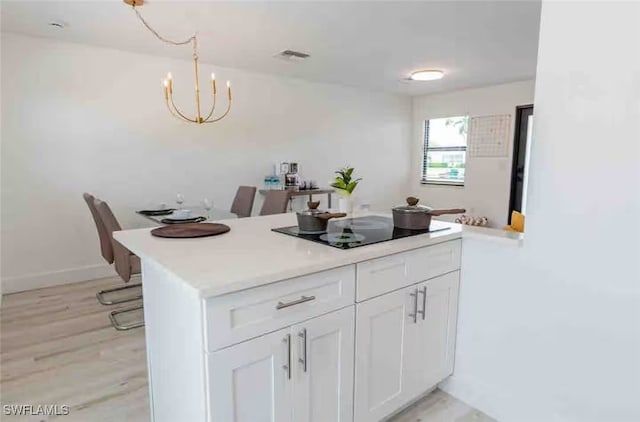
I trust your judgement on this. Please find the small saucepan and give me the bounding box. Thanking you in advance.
[392,197,465,230]
[297,201,347,233]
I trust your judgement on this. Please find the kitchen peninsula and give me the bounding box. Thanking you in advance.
[114,213,463,422]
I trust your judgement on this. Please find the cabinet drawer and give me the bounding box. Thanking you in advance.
[356,239,461,302]
[204,265,355,351]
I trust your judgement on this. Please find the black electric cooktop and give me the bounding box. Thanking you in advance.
[272,216,450,249]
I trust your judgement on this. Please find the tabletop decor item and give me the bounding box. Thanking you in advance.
[331,166,362,214]
[161,216,207,224]
[151,223,230,238]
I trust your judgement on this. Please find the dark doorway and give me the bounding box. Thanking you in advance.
[508,105,534,223]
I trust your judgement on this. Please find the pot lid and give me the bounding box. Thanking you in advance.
[297,201,325,216]
[392,197,434,213]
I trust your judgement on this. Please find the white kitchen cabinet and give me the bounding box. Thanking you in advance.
[207,328,292,422]
[292,306,354,422]
[354,271,460,422]
[208,306,355,422]
[354,286,415,422]
[404,271,460,399]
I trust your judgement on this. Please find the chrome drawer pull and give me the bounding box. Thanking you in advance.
[298,328,308,372]
[417,286,427,320]
[282,334,291,380]
[408,289,418,323]
[276,295,316,310]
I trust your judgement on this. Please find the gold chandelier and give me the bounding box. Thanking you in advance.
[124,0,232,124]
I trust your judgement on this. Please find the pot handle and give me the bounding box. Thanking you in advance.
[318,212,347,220]
[430,208,466,216]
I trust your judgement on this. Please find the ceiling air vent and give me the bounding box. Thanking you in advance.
[274,50,310,62]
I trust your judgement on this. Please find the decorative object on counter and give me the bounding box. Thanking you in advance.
[285,162,300,189]
[331,166,362,214]
[392,197,466,230]
[299,180,319,191]
[151,222,230,238]
[263,175,281,190]
[502,210,525,233]
[124,0,232,125]
[456,215,489,227]
[296,201,347,233]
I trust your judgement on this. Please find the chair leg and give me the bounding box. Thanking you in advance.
[109,305,144,331]
[96,283,142,305]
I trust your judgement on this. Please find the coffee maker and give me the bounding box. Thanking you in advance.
[285,162,300,189]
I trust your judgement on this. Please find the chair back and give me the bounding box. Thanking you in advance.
[259,190,291,216]
[230,186,257,218]
[94,198,135,282]
[83,193,114,264]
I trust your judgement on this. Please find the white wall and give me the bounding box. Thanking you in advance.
[412,80,535,227]
[442,2,640,421]
[0,33,412,293]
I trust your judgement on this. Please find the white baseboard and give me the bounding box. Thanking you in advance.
[1,264,116,294]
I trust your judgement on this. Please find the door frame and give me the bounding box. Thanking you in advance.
[508,104,534,224]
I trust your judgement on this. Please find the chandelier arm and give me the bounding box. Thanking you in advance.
[166,98,196,123]
[203,100,232,124]
[203,92,218,122]
[169,93,197,123]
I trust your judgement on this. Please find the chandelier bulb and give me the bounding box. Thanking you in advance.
[211,73,216,81]
[167,72,173,80]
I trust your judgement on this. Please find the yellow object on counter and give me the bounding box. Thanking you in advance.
[503,211,525,233]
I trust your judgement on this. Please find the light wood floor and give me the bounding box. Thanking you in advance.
[1,277,495,422]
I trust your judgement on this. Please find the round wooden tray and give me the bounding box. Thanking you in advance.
[151,223,230,239]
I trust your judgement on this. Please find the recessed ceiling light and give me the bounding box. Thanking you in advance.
[409,70,444,81]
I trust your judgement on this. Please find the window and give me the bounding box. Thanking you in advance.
[421,116,468,185]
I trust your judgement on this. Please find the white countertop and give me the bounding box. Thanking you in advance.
[114,213,462,299]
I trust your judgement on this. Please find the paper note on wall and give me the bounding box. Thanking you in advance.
[467,114,511,157]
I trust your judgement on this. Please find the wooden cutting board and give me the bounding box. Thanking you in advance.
[151,223,230,239]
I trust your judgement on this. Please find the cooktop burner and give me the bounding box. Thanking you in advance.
[272,216,449,249]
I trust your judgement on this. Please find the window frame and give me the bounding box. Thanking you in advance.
[421,117,468,187]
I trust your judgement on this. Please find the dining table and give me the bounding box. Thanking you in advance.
[136,206,237,225]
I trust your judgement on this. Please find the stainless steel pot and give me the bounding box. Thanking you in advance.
[392,197,465,230]
[296,201,347,233]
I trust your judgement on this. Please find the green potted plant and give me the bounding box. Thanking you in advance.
[331,166,362,213]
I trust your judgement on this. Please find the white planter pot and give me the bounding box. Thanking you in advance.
[337,196,354,214]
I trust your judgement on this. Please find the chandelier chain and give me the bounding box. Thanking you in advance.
[132,5,196,50]
[127,1,231,124]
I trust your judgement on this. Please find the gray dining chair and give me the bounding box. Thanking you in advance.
[91,196,144,331]
[259,190,291,216]
[84,193,142,306]
[230,186,257,218]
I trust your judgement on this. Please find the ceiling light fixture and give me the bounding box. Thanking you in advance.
[409,70,444,81]
[48,21,66,29]
[123,0,232,124]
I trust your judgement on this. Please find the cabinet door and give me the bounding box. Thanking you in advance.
[405,271,460,397]
[354,286,416,422]
[207,328,292,422]
[292,306,354,422]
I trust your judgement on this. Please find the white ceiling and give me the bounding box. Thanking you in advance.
[0,0,541,96]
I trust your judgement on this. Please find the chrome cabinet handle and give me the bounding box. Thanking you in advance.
[408,289,418,323]
[282,334,291,380]
[298,328,308,372]
[418,286,427,320]
[276,295,316,310]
